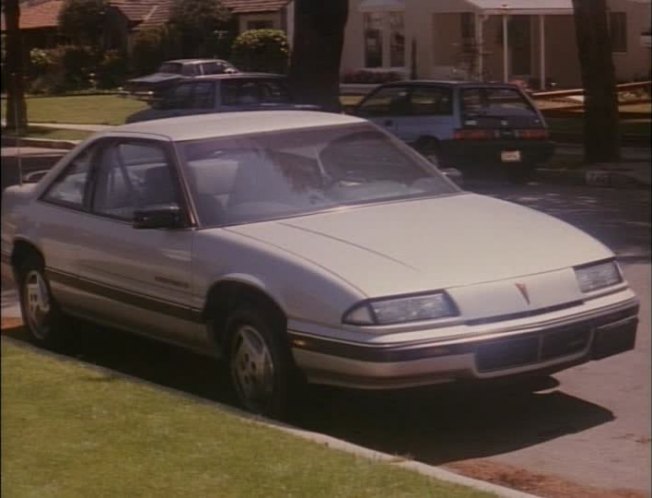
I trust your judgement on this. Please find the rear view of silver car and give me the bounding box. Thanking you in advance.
[353,81,555,182]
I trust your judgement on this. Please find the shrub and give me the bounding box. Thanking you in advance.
[130,26,180,76]
[231,29,289,74]
[96,50,128,89]
[28,45,98,94]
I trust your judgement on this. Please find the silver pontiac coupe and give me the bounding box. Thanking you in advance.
[1,111,639,417]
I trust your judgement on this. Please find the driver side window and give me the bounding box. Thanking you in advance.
[91,141,180,221]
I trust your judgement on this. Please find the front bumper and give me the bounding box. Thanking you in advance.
[289,296,638,389]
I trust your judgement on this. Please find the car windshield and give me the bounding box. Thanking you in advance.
[178,123,457,226]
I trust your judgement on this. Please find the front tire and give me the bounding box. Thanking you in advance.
[226,304,293,418]
[17,254,68,347]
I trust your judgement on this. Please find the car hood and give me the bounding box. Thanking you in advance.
[225,193,613,297]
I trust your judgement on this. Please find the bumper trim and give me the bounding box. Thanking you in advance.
[288,303,639,364]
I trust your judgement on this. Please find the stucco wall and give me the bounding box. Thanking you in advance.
[341,0,649,87]
[608,0,651,81]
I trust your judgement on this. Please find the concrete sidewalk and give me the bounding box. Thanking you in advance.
[537,144,651,188]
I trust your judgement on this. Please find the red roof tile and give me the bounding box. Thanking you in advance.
[2,0,290,32]
[4,0,64,31]
[221,0,290,14]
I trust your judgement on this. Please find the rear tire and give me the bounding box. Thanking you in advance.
[17,254,69,348]
[225,303,294,419]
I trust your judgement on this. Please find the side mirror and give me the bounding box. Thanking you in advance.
[133,204,185,229]
[440,168,464,188]
[23,170,49,183]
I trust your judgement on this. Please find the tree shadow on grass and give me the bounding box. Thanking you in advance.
[1,320,615,468]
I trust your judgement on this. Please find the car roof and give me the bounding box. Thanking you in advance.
[163,59,231,65]
[106,111,366,142]
[378,80,520,89]
[190,72,285,81]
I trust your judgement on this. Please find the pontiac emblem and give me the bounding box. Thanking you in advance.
[515,283,531,304]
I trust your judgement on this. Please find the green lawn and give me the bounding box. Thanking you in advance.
[1,338,493,498]
[1,94,147,125]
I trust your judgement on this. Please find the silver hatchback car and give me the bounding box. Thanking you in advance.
[1,111,638,418]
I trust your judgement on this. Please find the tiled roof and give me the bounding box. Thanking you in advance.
[110,0,168,23]
[3,0,290,32]
[221,0,290,14]
[2,0,64,31]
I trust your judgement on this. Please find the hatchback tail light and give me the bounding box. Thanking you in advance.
[453,129,495,140]
[517,129,549,140]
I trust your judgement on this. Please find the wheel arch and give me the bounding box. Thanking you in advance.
[202,277,287,348]
[11,238,44,271]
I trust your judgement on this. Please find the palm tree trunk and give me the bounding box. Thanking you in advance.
[572,0,620,163]
[288,0,348,112]
[3,0,27,132]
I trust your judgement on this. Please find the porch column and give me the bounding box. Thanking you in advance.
[475,13,484,80]
[502,13,510,82]
[539,15,546,90]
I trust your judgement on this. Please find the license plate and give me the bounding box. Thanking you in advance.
[501,150,521,162]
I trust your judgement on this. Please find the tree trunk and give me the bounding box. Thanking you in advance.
[571,0,620,163]
[288,0,348,112]
[3,0,27,132]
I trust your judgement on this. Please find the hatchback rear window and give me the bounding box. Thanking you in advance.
[461,88,535,116]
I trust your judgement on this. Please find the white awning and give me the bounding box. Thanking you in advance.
[358,0,405,13]
[431,0,573,16]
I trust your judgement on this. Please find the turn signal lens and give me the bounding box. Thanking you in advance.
[517,129,549,140]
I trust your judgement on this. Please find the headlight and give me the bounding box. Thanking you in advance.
[575,260,622,293]
[343,292,458,325]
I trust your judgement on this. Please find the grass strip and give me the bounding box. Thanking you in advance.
[1,95,147,125]
[2,126,91,142]
[1,338,493,498]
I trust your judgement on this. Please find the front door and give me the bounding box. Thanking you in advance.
[72,138,206,348]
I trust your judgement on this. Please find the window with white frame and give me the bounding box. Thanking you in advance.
[364,12,405,69]
[609,12,628,52]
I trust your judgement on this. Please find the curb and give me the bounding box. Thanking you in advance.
[535,167,650,189]
[275,423,540,498]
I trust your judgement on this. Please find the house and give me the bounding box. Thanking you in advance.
[340,0,652,88]
[4,0,649,88]
[2,0,293,53]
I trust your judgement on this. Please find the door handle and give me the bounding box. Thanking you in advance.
[383,119,393,127]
